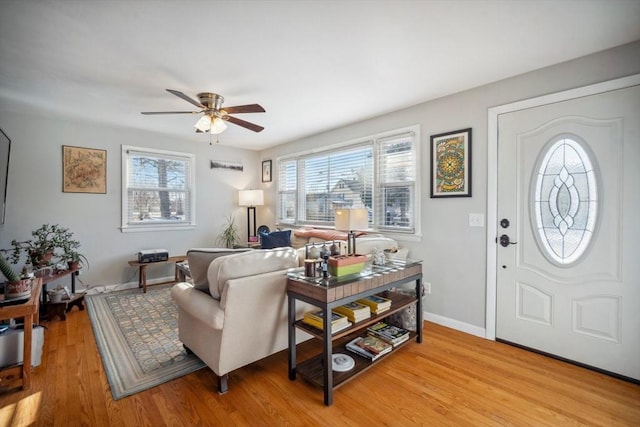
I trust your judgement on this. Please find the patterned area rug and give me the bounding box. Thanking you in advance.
[86,285,205,400]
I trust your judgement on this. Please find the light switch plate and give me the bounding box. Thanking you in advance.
[469,213,485,227]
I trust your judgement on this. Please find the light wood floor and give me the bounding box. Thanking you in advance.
[1,305,638,426]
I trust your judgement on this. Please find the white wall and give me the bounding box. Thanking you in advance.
[0,111,261,288]
[260,41,640,332]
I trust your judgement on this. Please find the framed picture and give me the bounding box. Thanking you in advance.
[62,145,107,194]
[430,128,472,198]
[262,160,272,182]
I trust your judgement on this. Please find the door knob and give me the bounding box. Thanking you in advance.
[499,234,518,247]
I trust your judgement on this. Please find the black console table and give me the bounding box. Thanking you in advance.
[287,259,423,406]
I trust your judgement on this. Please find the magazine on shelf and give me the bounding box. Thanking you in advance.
[302,312,351,334]
[345,337,387,361]
[356,335,393,356]
[333,302,371,323]
[304,309,348,325]
[356,294,392,314]
[367,322,411,345]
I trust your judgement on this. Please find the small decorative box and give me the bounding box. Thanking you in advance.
[328,255,367,277]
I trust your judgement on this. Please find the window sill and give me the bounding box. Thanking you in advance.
[120,224,196,233]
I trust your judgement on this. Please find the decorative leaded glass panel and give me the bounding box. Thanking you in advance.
[533,137,598,264]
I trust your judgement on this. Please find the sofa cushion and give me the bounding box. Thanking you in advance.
[259,229,291,249]
[207,247,299,299]
[186,248,250,294]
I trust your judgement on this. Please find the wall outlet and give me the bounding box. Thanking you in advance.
[425,282,432,294]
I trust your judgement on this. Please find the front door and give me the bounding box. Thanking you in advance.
[496,84,639,381]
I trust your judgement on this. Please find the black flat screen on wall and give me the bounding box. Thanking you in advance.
[0,129,10,224]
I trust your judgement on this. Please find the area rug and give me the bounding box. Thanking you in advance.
[86,285,205,400]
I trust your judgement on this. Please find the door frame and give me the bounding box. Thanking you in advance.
[485,74,640,340]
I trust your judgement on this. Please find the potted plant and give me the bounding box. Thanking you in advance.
[61,250,89,270]
[0,252,31,300]
[5,224,86,270]
[217,215,240,248]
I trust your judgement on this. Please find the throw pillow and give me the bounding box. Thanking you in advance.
[260,229,292,249]
[186,248,250,294]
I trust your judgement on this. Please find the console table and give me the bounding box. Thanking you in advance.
[0,277,42,392]
[287,259,423,406]
[128,255,187,293]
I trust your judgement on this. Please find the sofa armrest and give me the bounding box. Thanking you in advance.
[171,282,225,329]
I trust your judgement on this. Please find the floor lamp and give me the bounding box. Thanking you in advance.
[239,189,264,243]
[334,208,369,255]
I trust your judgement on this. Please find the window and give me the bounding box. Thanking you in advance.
[121,146,195,232]
[277,126,418,233]
[532,136,598,264]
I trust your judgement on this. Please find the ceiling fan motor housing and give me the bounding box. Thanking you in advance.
[197,92,224,112]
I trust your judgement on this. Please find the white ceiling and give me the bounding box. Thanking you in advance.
[1,0,639,150]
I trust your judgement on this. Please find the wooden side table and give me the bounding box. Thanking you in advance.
[37,266,84,321]
[0,277,42,392]
[128,255,187,293]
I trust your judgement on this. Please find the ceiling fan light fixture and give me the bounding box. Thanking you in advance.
[210,117,227,134]
[194,114,212,132]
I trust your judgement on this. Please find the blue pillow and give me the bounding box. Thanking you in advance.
[260,230,291,249]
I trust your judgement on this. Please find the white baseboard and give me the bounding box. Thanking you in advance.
[424,311,487,339]
[85,275,175,295]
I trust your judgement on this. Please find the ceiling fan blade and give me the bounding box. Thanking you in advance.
[222,104,265,114]
[141,111,199,115]
[224,115,264,133]
[166,89,204,108]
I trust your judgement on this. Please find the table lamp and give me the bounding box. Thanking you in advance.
[334,208,368,256]
[239,189,264,243]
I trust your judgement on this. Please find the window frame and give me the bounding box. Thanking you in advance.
[121,145,196,233]
[276,125,420,235]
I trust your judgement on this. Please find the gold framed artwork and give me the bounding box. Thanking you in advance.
[62,145,107,194]
[430,128,472,198]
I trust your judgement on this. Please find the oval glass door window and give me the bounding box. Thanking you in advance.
[532,136,598,265]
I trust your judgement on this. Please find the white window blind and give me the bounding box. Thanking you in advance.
[277,127,417,233]
[121,146,195,232]
[377,133,415,231]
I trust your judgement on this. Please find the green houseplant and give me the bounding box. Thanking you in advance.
[217,215,240,248]
[0,252,32,300]
[5,224,86,270]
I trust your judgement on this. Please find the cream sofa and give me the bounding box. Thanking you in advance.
[171,235,400,393]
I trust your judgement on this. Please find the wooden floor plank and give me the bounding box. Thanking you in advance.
[0,307,638,426]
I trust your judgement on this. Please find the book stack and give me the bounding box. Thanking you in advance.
[356,294,392,315]
[367,321,411,347]
[332,302,371,323]
[302,310,351,334]
[345,335,393,361]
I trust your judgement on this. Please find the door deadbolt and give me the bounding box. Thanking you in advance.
[500,218,510,229]
[499,234,518,247]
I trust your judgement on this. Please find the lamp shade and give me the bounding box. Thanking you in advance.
[334,208,368,231]
[238,189,264,206]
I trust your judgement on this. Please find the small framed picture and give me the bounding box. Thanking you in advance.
[430,128,472,198]
[262,160,272,182]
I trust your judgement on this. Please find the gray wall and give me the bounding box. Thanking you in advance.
[0,112,261,289]
[260,41,640,333]
[1,41,637,332]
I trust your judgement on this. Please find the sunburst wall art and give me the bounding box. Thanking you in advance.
[430,128,472,198]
